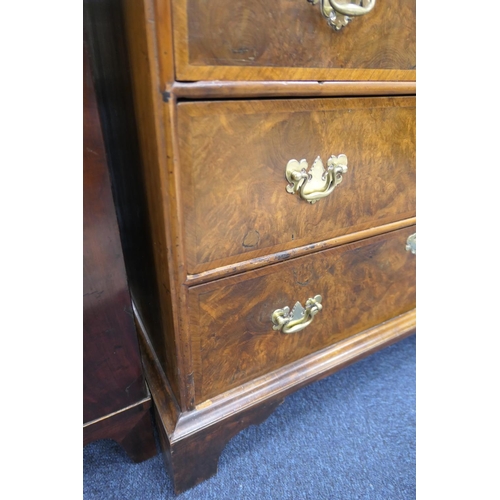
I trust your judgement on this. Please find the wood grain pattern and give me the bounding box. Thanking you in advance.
[134,302,182,436]
[153,0,175,84]
[172,0,415,81]
[119,0,417,490]
[178,96,416,275]
[146,302,415,493]
[189,226,416,403]
[122,0,196,410]
[178,309,415,439]
[171,80,417,100]
[185,217,415,285]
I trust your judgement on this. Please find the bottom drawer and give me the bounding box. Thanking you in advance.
[189,226,416,403]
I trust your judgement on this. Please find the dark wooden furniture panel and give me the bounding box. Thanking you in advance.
[83,39,156,462]
[172,0,416,81]
[178,96,416,274]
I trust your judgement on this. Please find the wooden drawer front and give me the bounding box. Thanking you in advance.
[189,226,416,403]
[178,97,415,275]
[172,0,415,81]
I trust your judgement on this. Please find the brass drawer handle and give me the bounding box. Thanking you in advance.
[307,0,376,30]
[406,233,416,255]
[286,154,348,204]
[272,295,323,334]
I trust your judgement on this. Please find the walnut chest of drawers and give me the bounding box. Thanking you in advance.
[120,0,416,493]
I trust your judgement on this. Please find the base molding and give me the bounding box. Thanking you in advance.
[135,304,415,493]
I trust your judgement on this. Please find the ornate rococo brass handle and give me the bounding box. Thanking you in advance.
[286,154,348,204]
[272,295,323,334]
[307,0,376,30]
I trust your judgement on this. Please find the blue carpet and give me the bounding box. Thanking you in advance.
[84,334,416,499]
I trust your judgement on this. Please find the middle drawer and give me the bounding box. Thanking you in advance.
[177,96,415,276]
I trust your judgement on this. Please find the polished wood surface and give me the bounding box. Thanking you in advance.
[154,0,175,84]
[115,0,417,492]
[172,0,416,81]
[137,296,415,493]
[122,0,196,411]
[178,96,416,274]
[189,226,416,403]
[185,217,415,285]
[84,0,166,377]
[83,32,156,461]
[171,80,417,100]
[83,42,147,422]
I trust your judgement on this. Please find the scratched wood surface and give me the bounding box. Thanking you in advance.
[188,225,416,403]
[177,96,416,275]
[172,0,416,81]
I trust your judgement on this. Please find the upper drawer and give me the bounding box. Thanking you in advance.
[172,0,416,81]
[177,96,415,276]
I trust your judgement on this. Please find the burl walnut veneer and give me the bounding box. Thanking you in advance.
[118,0,416,493]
